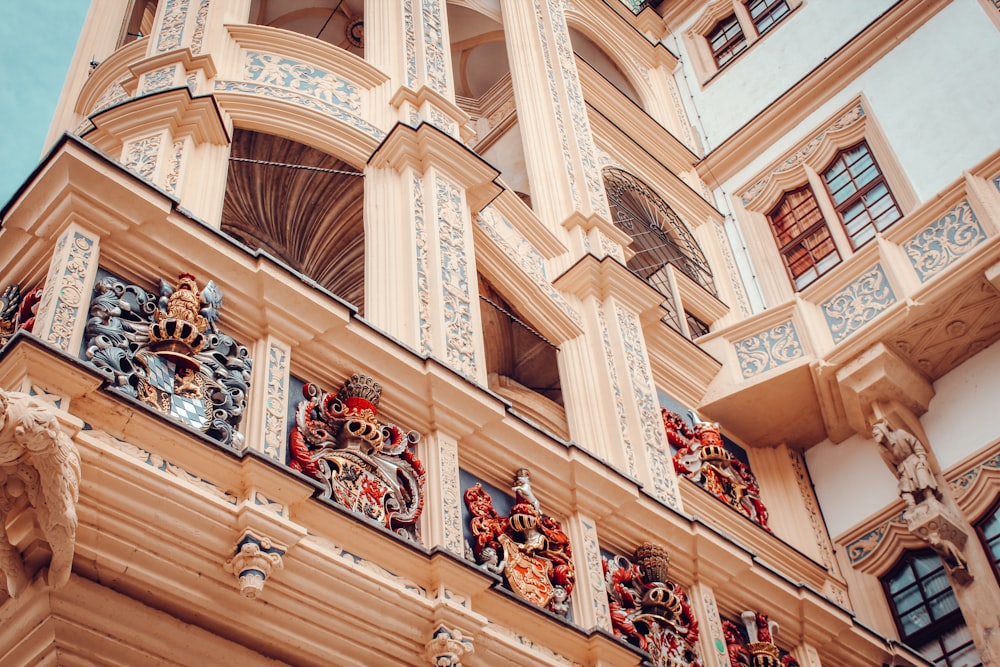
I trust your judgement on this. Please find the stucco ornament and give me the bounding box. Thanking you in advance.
[872,420,971,583]
[464,469,575,617]
[223,531,285,599]
[0,390,81,597]
[424,625,474,666]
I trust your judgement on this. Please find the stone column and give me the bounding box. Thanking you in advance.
[33,224,101,356]
[556,256,684,512]
[498,0,627,261]
[367,123,500,384]
[689,581,732,667]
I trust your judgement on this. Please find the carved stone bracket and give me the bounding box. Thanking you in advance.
[904,498,972,585]
[223,530,286,599]
[0,390,82,598]
[424,625,474,667]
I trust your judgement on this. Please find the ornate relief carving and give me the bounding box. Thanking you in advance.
[740,104,866,206]
[821,264,896,343]
[723,611,799,667]
[421,0,449,95]
[244,52,360,113]
[190,0,210,54]
[412,175,432,354]
[164,139,184,194]
[597,308,638,478]
[787,449,836,572]
[403,0,418,89]
[214,81,384,140]
[263,344,289,460]
[156,0,190,52]
[580,518,611,631]
[903,200,985,282]
[438,434,464,554]
[715,222,751,317]
[424,625,474,667]
[698,586,729,667]
[288,374,426,541]
[464,469,575,616]
[873,421,971,583]
[890,277,1000,378]
[734,320,803,378]
[0,390,81,597]
[950,451,1000,495]
[618,306,679,508]
[436,176,478,377]
[224,531,285,599]
[91,75,130,116]
[124,134,162,181]
[83,271,252,448]
[845,509,907,565]
[38,230,96,352]
[0,283,42,347]
[142,65,178,94]
[666,410,770,529]
[603,543,703,666]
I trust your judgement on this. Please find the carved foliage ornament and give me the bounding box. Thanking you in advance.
[603,542,702,667]
[665,410,770,530]
[0,390,81,597]
[722,612,799,667]
[0,283,42,347]
[288,374,426,541]
[464,469,575,617]
[83,272,252,448]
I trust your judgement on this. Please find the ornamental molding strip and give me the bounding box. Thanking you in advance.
[0,390,82,598]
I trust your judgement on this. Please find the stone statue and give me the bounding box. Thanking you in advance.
[0,390,81,597]
[872,420,939,509]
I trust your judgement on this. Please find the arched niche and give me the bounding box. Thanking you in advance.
[221,128,366,312]
[248,0,365,56]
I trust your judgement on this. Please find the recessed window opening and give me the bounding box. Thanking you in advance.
[248,0,365,55]
[767,185,840,290]
[822,141,902,249]
[746,0,790,35]
[707,14,747,67]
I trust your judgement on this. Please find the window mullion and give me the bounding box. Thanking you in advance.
[805,166,852,258]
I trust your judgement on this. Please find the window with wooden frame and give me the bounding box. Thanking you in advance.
[707,14,748,67]
[882,550,981,666]
[822,141,902,249]
[975,497,1000,584]
[735,98,917,299]
[685,0,801,82]
[767,185,840,289]
[746,0,791,35]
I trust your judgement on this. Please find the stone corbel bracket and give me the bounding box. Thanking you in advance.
[424,625,474,667]
[223,530,286,599]
[0,389,82,598]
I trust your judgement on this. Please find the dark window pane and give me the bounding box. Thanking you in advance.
[823,141,902,248]
[708,14,747,66]
[746,0,790,34]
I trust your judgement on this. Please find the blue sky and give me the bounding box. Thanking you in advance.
[0,2,90,206]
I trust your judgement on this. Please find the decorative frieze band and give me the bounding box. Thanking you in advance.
[903,199,986,283]
[821,263,896,343]
[734,319,803,378]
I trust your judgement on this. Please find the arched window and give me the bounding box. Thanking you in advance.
[822,141,902,249]
[603,168,717,335]
[767,185,840,290]
[881,550,981,666]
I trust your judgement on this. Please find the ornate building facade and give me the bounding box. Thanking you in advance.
[1,0,999,665]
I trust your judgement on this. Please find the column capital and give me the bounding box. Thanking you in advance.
[554,254,664,323]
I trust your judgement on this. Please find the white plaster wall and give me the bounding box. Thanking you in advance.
[923,338,1000,471]
[676,0,896,144]
[806,339,1000,538]
[481,123,530,195]
[805,430,899,539]
[715,0,1000,199]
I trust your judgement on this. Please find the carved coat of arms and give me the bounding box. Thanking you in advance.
[84,272,252,447]
[665,410,770,530]
[722,612,799,667]
[603,543,702,667]
[288,374,425,541]
[464,469,575,617]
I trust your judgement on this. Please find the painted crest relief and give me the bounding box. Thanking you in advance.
[464,469,575,617]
